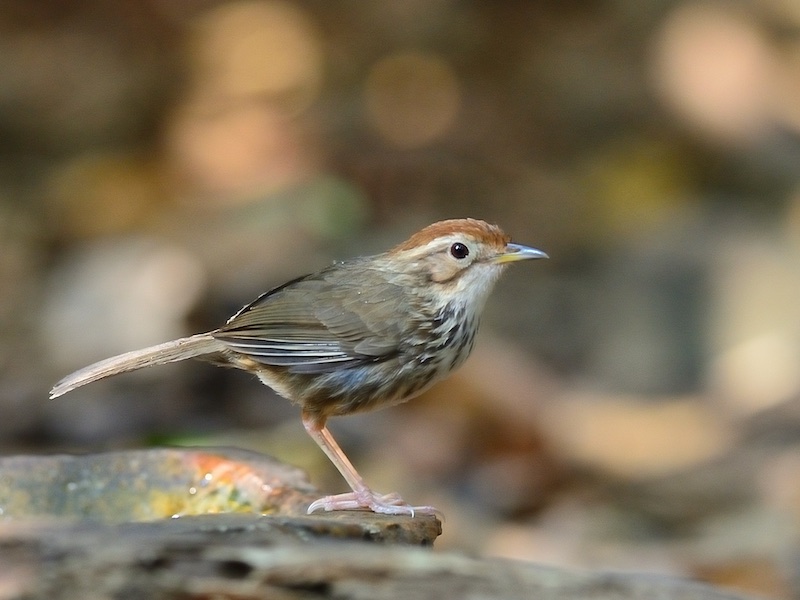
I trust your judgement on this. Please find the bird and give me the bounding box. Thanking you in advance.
[50,218,548,516]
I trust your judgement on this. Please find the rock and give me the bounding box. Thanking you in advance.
[0,525,752,599]
[0,447,441,543]
[0,447,316,521]
[0,444,753,599]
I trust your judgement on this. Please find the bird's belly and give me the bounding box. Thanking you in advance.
[250,321,478,421]
[287,357,446,419]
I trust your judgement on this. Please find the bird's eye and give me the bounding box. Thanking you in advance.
[450,242,470,259]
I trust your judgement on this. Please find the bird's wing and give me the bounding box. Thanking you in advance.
[214,264,414,374]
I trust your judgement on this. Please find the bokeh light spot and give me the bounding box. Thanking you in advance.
[191,0,323,113]
[364,51,461,148]
[650,3,774,141]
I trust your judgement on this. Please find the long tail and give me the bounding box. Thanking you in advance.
[50,333,227,398]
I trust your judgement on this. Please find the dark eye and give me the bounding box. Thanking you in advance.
[450,242,470,259]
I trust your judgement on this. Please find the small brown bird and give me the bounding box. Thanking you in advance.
[50,218,547,516]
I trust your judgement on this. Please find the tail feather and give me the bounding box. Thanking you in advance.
[50,333,226,398]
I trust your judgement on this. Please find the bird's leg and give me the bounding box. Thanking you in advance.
[302,412,439,517]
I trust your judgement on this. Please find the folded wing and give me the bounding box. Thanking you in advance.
[214,264,414,374]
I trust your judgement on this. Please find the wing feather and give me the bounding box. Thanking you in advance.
[213,262,417,374]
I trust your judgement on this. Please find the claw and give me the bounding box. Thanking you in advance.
[307,489,440,517]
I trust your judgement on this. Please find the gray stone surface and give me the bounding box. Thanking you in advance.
[1,522,752,599]
[0,448,754,599]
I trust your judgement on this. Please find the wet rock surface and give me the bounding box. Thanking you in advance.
[0,447,318,522]
[0,447,442,546]
[0,447,756,599]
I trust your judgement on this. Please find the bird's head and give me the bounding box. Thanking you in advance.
[382,218,547,313]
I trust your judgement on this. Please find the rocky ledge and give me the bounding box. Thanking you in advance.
[0,448,753,599]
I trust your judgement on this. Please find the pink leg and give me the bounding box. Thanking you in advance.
[302,412,439,517]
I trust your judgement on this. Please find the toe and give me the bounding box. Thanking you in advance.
[307,490,441,518]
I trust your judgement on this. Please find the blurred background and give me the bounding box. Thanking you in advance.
[1,0,799,597]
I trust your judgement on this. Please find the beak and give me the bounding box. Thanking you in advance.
[491,242,549,264]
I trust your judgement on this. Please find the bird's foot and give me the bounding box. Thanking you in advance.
[307,489,440,517]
